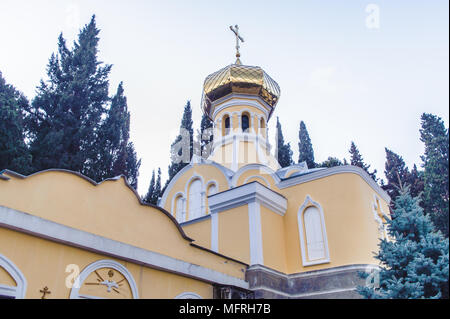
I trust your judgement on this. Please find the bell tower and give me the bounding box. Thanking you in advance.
[200,26,281,171]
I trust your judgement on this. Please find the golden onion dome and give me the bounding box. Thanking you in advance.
[202,63,281,119]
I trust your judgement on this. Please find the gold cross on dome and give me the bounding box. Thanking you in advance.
[229,25,244,64]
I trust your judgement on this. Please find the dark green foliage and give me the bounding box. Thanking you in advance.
[420,113,449,237]
[0,72,32,174]
[357,188,449,299]
[298,121,315,168]
[122,142,141,190]
[29,16,112,175]
[167,101,194,181]
[144,170,156,204]
[276,117,293,168]
[87,82,131,182]
[318,157,343,168]
[349,141,377,181]
[26,16,140,186]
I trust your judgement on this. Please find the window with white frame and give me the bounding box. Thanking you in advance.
[298,196,330,266]
[175,195,185,223]
[188,179,202,220]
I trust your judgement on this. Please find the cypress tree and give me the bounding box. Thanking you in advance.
[275,117,294,168]
[357,188,449,299]
[298,121,315,168]
[381,148,424,207]
[420,113,449,237]
[144,168,161,205]
[382,148,410,201]
[28,15,112,177]
[123,142,141,190]
[87,82,131,182]
[154,168,161,205]
[0,71,32,174]
[167,101,194,181]
[349,141,378,182]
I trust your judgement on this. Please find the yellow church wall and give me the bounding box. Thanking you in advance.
[0,227,213,299]
[260,206,287,272]
[218,206,250,265]
[182,218,212,249]
[281,172,386,274]
[0,170,245,281]
[234,168,277,189]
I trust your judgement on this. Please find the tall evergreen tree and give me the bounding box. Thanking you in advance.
[144,170,156,204]
[275,117,293,168]
[154,168,161,205]
[349,141,377,181]
[420,113,449,237]
[357,188,449,299]
[381,148,424,206]
[28,16,112,178]
[122,142,141,190]
[87,82,131,182]
[0,71,32,174]
[407,164,424,202]
[382,148,410,201]
[298,121,315,168]
[167,101,194,181]
[144,168,162,205]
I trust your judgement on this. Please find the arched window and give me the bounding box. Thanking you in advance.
[188,179,202,220]
[207,183,217,196]
[0,253,27,299]
[241,113,249,132]
[175,196,185,223]
[223,115,231,136]
[69,260,139,299]
[297,196,330,266]
[304,207,325,260]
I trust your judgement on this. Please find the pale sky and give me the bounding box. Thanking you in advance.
[0,0,448,196]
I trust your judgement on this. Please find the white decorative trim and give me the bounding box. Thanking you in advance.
[248,201,264,265]
[297,195,330,267]
[211,212,218,252]
[0,253,27,299]
[171,192,186,223]
[0,205,249,290]
[206,180,219,195]
[372,195,387,239]
[208,182,287,217]
[174,292,203,299]
[70,259,139,299]
[232,135,238,171]
[211,94,271,121]
[278,165,390,203]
